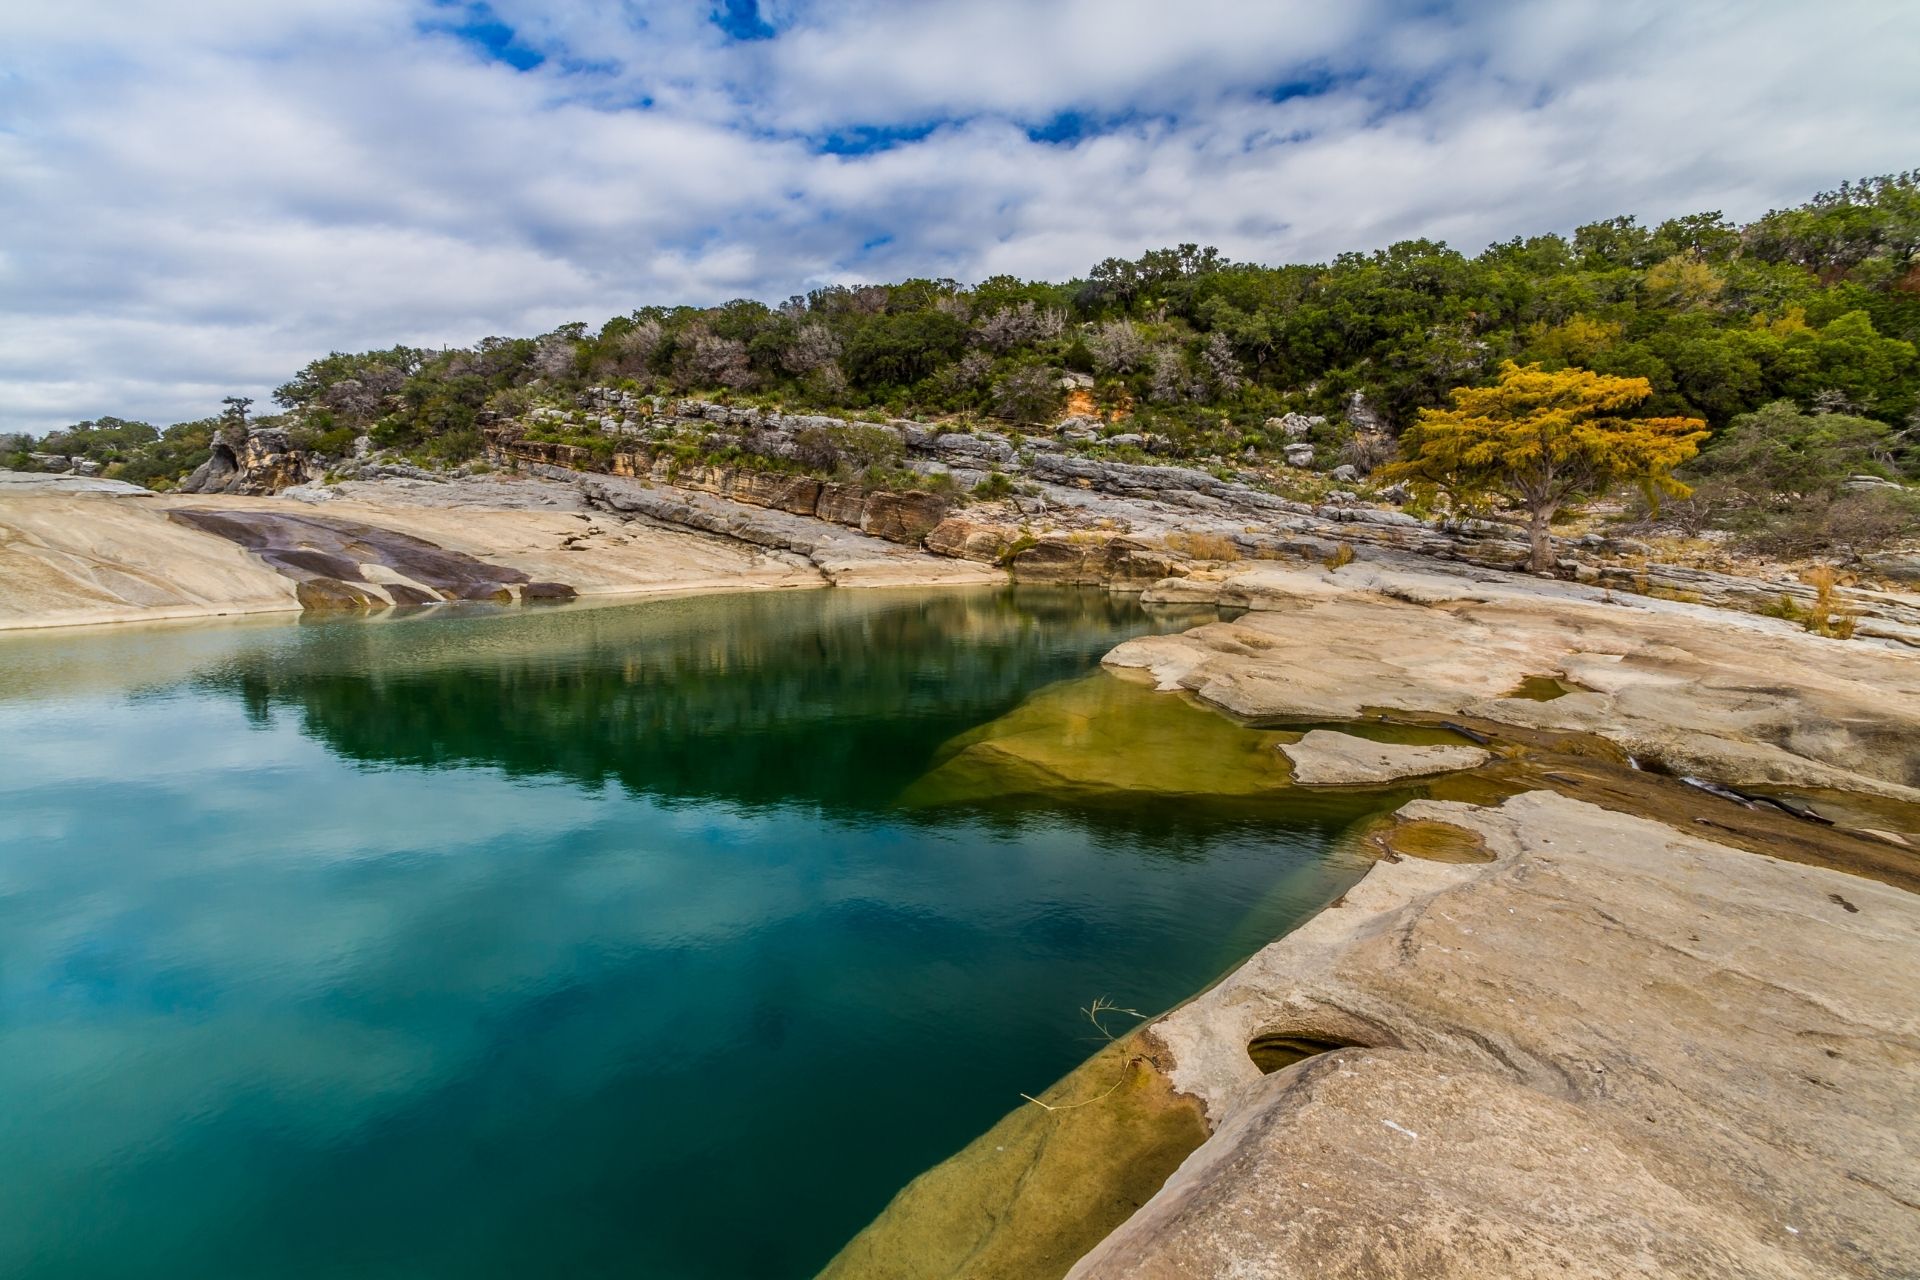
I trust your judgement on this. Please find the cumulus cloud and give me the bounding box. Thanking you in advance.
[0,0,1914,431]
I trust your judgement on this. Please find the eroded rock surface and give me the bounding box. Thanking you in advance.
[1069,790,1920,1280]
[1279,730,1489,785]
[1110,562,1920,801]
[168,507,563,608]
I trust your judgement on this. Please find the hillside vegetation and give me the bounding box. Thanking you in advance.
[9,173,1918,554]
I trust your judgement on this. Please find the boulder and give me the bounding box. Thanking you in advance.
[1284,443,1316,468]
[924,517,1014,563]
[934,432,1016,464]
[1266,412,1325,440]
[1007,534,1183,586]
[178,427,322,496]
[1866,551,1920,584]
[1844,474,1903,491]
[1346,389,1387,434]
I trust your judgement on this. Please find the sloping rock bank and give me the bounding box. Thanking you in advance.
[1068,790,1920,1279]
[0,474,833,630]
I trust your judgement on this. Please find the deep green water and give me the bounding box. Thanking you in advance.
[0,588,1387,1279]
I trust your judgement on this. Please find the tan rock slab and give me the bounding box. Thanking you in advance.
[1069,790,1920,1280]
[1280,729,1488,785]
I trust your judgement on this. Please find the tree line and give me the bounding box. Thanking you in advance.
[8,171,1917,554]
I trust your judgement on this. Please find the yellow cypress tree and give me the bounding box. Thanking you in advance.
[1381,361,1708,572]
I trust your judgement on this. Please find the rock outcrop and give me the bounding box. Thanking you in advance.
[482,398,1920,641]
[1068,790,1920,1280]
[1111,561,1920,800]
[578,474,999,588]
[499,437,960,549]
[178,427,323,496]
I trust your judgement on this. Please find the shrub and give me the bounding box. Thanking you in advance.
[1738,488,1920,557]
[1338,431,1396,475]
[990,367,1064,423]
[973,471,1015,500]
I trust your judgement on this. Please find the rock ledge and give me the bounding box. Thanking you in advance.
[1279,729,1489,785]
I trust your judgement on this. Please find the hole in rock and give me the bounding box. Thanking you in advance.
[1366,817,1494,863]
[1247,1034,1364,1075]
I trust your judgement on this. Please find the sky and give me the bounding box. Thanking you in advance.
[2,0,1916,434]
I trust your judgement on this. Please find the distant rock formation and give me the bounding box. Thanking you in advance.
[178,427,321,495]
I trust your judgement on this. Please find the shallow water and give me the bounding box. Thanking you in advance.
[0,588,1388,1279]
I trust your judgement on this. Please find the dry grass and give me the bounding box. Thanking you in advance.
[1801,564,1858,639]
[1325,542,1355,570]
[1162,530,1240,562]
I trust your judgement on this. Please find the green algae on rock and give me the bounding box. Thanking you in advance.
[901,670,1294,806]
[818,1035,1209,1280]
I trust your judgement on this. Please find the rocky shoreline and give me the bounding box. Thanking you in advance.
[821,560,1919,1280]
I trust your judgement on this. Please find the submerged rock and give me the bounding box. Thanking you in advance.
[902,671,1293,806]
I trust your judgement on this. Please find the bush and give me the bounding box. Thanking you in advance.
[1738,487,1920,556]
[989,366,1064,423]
[1338,431,1397,474]
[972,471,1014,499]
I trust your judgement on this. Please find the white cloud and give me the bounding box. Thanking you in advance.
[0,0,1915,431]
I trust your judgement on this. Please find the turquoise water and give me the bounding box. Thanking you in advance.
[0,588,1383,1279]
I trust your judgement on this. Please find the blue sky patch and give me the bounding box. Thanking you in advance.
[421,2,546,71]
[711,0,777,42]
[814,121,946,156]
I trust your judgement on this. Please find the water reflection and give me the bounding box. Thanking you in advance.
[197,588,1221,816]
[0,588,1384,1280]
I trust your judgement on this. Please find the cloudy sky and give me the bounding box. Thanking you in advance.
[3,0,1915,433]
